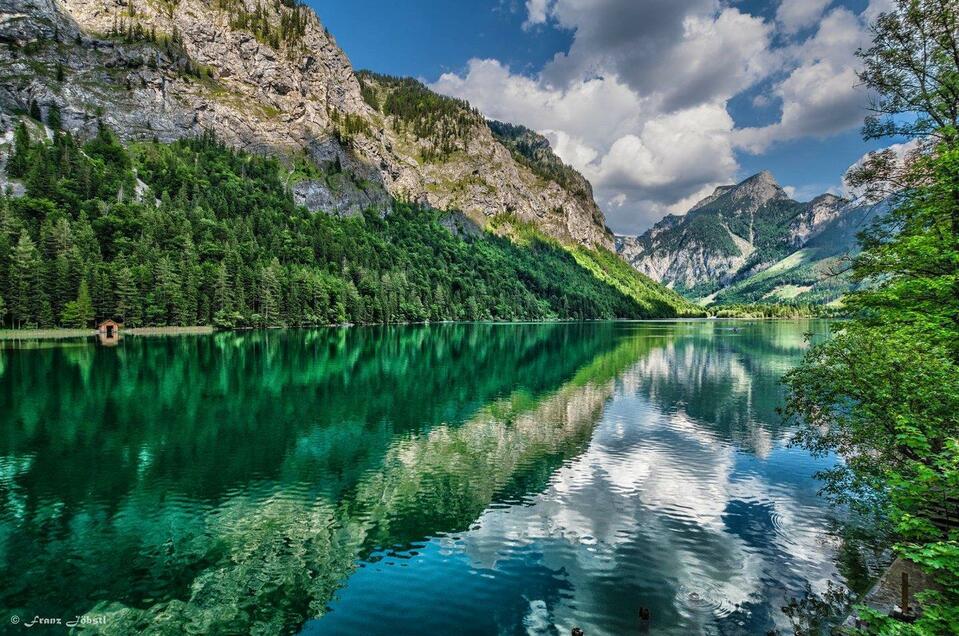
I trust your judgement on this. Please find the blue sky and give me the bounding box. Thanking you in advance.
[313,0,895,234]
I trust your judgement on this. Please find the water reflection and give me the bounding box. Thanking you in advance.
[0,321,838,634]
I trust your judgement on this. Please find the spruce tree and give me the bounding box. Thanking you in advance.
[177,238,199,325]
[61,279,94,328]
[8,120,31,178]
[258,259,281,326]
[26,147,54,199]
[11,231,41,328]
[47,103,62,131]
[213,262,233,314]
[114,264,139,326]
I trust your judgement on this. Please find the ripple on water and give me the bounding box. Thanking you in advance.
[678,582,739,619]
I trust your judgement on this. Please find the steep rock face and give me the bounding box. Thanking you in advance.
[349,74,612,247]
[487,119,606,234]
[787,193,845,247]
[1,0,360,149]
[0,0,612,247]
[615,220,753,290]
[616,171,856,301]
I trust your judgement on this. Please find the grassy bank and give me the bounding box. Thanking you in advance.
[0,326,215,340]
[0,328,93,340]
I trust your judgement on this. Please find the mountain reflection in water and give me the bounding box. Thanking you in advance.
[0,321,840,635]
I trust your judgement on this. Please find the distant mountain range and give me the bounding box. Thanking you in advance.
[615,171,884,305]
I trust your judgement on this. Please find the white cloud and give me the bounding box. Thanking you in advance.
[590,104,737,193]
[735,8,870,153]
[776,0,832,34]
[434,0,880,234]
[863,0,896,23]
[522,0,552,30]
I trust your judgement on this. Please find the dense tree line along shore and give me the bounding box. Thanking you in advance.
[0,118,700,330]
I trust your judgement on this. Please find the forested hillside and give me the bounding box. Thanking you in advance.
[0,118,699,329]
[0,0,614,249]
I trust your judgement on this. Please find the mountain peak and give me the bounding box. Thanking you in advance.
[689,171,785,214]
[726,170,788,208]
[809,192,844,205]
[742,170,779,187]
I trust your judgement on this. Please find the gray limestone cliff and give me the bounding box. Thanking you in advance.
[0,0,612,248]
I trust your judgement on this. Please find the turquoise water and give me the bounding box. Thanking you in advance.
[0,321,842,634]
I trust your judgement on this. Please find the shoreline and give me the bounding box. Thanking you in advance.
[0,326,216,340]
[0,317,834,341]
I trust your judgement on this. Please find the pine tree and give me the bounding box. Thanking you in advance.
[47,103,62,131]
[114,264,139,326]
[28,99,41,121]
[176,237,199,325]
[152,257,182,325]
[0,292,6,327]
[258,259,281,326]
[213,262,233,314]
[26,147,54,199]
[8,120,31,178]
[90,263,113,320]
[11,231,41,328]
[61,279,94,328]
[72,213,101,264]
[38,297,54,327]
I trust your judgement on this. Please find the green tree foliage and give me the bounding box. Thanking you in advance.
[60,279,94,328]
[328,109,372,147]
[0,124,694,330]
[10,230,42,328]
[783,2,959,633]
[46,103,61,131]
[213,0,308,53]
[708,303,842,319]
[358,71,481,161]
[8,120,31,178]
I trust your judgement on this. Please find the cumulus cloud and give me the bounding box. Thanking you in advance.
[431,0,881,234]
[776,0,832,34]
[522,0,551,29]
[736,7,871,153]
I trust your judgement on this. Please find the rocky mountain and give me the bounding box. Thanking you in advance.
[616,171,883,305]
[0,0,612,248]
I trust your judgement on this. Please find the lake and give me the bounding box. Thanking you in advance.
[0,321,848,634]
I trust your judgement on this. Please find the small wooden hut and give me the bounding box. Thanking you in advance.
[97,319,120,338]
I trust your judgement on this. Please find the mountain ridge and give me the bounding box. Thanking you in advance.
[616,170,880,304]
[0,0,612,248]
[0,0,704,329]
